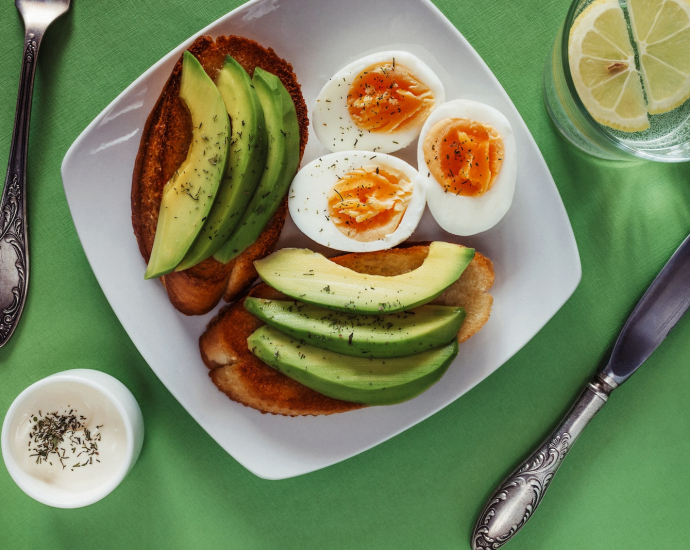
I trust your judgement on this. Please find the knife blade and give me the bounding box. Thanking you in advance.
[471,232,690,550]
[604,232,690,385]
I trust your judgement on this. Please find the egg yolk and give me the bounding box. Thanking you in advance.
[327,166,412,242]
[423,118,504,196]
[347,62,435,133]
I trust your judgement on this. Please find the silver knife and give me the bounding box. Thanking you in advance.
[472,232,690,549]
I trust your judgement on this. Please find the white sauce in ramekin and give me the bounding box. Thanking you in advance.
[8,381,127,493]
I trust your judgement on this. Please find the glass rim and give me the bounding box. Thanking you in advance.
[558,0,688,162]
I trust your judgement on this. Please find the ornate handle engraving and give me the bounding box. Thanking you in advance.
[24,34,37,63]
[0,29,45,347]
[0,174,27,342]
[471,375,615,549]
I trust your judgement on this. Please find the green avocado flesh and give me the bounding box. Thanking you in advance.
[177,56,268,271]
[244,297,465,358]
[254,242,475,314]
[213,67,301,264]
[145,51,230,279]
[247,325,458,405]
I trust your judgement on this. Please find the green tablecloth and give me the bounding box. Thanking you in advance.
[1,0,689,548]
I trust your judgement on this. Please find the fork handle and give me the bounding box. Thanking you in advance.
[0,26,46,346]
[471,374,616,549]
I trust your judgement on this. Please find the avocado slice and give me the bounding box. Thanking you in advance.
[213,67,301,263]
[248,325,458,405]
[254,242,475,314]
[244,297,465,357]
[145,51,230,279]
[177,56,268,271]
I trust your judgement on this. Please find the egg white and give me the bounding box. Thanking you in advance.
[313,51,445,154]
[417,99,517,236]
[288,151,426,252]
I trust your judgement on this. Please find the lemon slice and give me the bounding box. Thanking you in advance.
[628,0,690,114]
[569,0,650,131]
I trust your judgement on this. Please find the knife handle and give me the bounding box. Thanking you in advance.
[471,374,616,550]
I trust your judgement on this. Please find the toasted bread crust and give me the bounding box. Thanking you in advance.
[201,284,364,417]
[200,245,494,416]
[132,36,309,315]
[161,199,289,315]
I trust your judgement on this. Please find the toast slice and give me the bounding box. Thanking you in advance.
[200,245,494,416]
[131,36,309,315]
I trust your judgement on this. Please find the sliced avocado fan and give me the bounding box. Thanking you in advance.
[177,55,268,271]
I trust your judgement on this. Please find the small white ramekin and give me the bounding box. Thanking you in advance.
[1,369,144,508]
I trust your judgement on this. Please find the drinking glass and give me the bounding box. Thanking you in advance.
[543,0,690,162]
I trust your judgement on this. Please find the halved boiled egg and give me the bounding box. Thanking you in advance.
[313,51,445,154]
[289,151,426,252]
[417,99,516,236]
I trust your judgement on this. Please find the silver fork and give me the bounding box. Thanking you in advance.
[0,0,70,347]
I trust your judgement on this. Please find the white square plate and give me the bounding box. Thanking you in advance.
[61,0,580,479]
